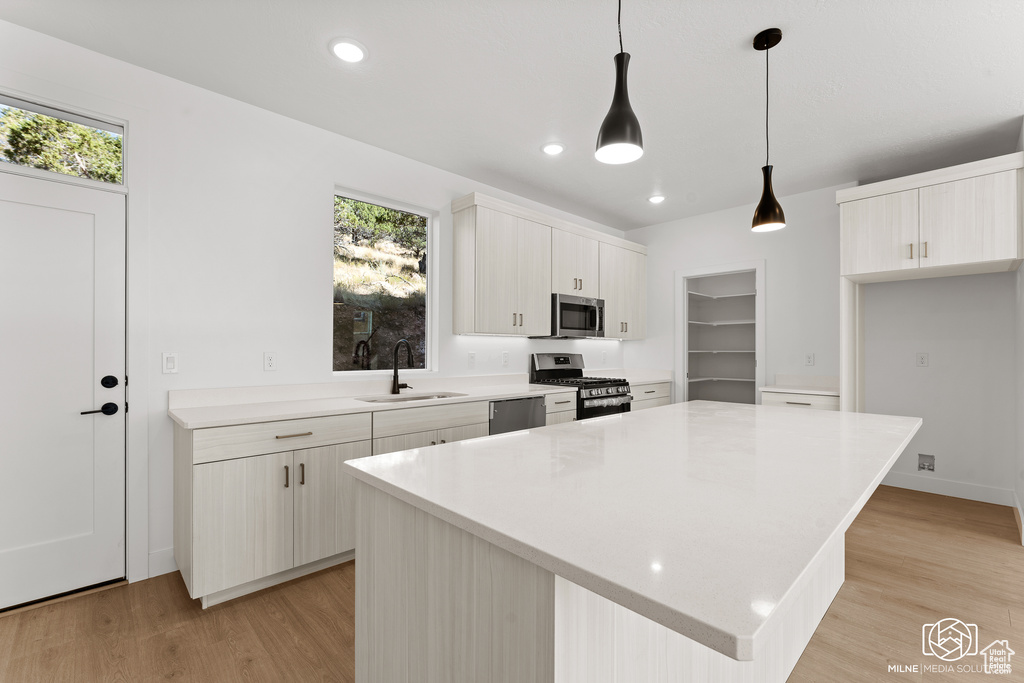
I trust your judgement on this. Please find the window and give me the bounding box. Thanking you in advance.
[0,95,123,184]
[333,194,429,372]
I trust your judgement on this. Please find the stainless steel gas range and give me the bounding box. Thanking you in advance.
[529,353,632,420]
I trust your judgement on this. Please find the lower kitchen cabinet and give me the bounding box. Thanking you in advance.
[371,422,489,455]
[294,441,372,566]
[546,411,576,425]
[193,450,294,597]
[631,383,672,411]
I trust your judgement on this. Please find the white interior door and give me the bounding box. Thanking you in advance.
[0,172,126,609]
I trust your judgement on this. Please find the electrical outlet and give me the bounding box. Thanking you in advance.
[916,352,929,367]
[501,351,509,367]
[264,352,277,371]
[162,352,179,374]
[468,352,476,369]
[804,353,815,367]
[918,453,935,472]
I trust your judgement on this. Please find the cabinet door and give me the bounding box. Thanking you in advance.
[193,451,293,596]
[919,170,1019,267]
[551,228,580,296]
[372,429,438,455]
[474,207,519,334]
[552,229,600,298]
[839,190,919,276]
[436,422,489,444]
[293,441,371,565]
[516,217,552,336]
[622,248,646,340]
[599,243,626,338]
[546,411,576,426]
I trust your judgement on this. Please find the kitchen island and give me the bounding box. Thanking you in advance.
[343,400,921,683]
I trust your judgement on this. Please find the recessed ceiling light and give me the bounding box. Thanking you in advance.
[330,38,367,63]
[648,195,665,204]
[542,143,564,156]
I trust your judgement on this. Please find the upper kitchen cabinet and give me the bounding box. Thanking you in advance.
[453,203,551,336]
[599,242,646,340]
[551,228,600,297]
[837,153,1023,283]
[452,193,648,338]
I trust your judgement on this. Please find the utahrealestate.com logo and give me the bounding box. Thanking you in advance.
[886,618,1015,675]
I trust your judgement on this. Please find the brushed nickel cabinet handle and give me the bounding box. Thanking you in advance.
[519,313,523,326]
[554,400,572,405]
[276,431,312,440]
[512,312,517,326]
[909,243,913,259]
[923,241,928,258]
[580,278,583,290]
[644,390,655,394]
[300,463,305,485]
[284,465,289,488]
[574,277,578,290]
[440,439,446,444]
[786,401,812,406]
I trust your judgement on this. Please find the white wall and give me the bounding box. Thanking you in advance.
[1016,268,1024,529]
[624,184,846,383]
[0,20,628,578]
[863,273,1017,505]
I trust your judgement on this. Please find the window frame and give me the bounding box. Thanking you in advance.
[0,91,128,194]
[331,187,438,377]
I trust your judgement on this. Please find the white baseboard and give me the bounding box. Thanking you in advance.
[148,547,177,578]
[882,471,1015,507]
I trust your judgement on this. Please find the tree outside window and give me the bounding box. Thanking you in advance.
[333,196,428,371]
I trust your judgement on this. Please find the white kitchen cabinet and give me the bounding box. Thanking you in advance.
[452,193,647,337]
[544,390,577,425]
[631,382,672,411]
[760,391,839,411]
[839,189,920,276]
[919,170,1019,267]
[370,422,489,455]
[371,402,490,455]
[552,228,600,298]
[837,158,1022,283]
[293,441,371,566]
[175,416,372,607]
[453,205,551,336]
[599,242,647,339]
[192,450,294,597]
[546,411,576,425]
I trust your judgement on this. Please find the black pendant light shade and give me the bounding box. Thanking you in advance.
[596,52,644,164]
[751,28,785,232]
[751,165,785,232]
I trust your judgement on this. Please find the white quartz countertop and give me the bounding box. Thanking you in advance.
[167,370,673,430]
[344,400,921,661]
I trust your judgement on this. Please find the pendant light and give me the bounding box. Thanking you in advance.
[751,28,785,232]
[595,0,643,164]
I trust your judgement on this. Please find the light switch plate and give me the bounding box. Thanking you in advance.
[162,352,178,374]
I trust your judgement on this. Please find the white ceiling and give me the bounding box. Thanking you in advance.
[2,0,1022,230]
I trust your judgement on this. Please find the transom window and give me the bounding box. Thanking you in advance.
[0,95,123,185]
[333,195,429,372]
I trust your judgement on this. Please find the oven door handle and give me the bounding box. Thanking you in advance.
[583,395,633,408]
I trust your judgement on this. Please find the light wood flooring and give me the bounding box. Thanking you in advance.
[1,485,1021,682]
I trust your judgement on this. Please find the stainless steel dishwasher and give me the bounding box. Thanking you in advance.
[489,396,546,435]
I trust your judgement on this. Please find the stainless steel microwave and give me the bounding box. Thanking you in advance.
[552,294,604,338]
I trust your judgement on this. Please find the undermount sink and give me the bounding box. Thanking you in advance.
[355,392,468,403]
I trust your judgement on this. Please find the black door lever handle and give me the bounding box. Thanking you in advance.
[81,403,119,416]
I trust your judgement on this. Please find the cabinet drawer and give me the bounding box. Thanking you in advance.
[761,392,839,411]
[633,383,671,401]
[544,392,577,414]
[546,411,576,426]
[372,401,489,439]
[631,396,671,412]
[193,413,372,465]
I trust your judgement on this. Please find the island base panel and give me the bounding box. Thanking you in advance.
[354,480,843,683]
[554,535,844,682]
[354,482,556,683]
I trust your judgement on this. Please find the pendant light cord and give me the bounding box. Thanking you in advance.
[618,0,624,53]
[765,44,770,166]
